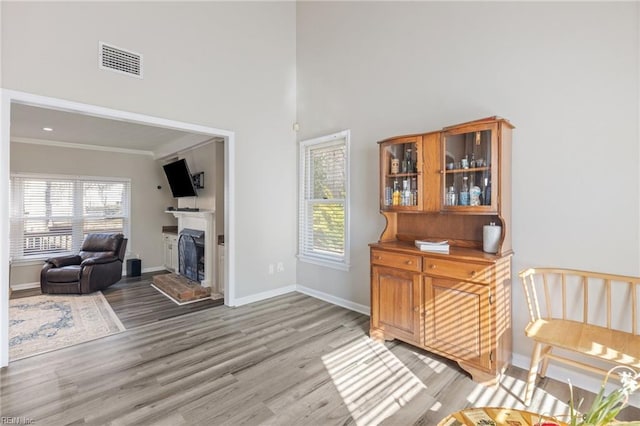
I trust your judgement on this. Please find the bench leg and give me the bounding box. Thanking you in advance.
[539,345,552,378]
[524,341,543,406]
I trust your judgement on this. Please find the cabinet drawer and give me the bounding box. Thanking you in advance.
[371,249,421,272]
[422,257,492,283]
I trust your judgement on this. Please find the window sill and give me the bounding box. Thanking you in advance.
[298,255,350,271]
[10,258,48,267]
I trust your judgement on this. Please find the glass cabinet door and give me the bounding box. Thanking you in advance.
[442,124,497,212]
[380,136,423,211]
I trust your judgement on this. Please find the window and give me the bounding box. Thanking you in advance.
[298,130,350,270]
[10,173,130,261]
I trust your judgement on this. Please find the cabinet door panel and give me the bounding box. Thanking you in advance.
[441,122,498,213]
[379,136,423,211]
[424,277,491,369]
[372,266,421,344]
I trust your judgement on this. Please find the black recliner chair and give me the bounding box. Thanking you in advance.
[40,233,128,294]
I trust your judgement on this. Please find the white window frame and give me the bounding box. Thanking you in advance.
[9,172,131,263]
[298,130,350,271]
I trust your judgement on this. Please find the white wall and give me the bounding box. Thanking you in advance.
[9,141,176,286]
[296,0,638,376]
[177,142,217,212]
[1,1,298,299]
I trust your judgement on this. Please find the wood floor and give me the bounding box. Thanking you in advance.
[10,271,223,329]
[102,272,223,329]
[2,291,639,425]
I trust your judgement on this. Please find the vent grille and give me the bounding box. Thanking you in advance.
[99,42,143,78]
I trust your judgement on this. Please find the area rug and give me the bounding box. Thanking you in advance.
[9,292,125,360]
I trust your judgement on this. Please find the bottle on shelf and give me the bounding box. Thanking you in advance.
[470,185,482,206]
[392,179,401,206]
[484,179,492,206]
[459,176,470,206]
[402,179,410,206]
[384,186,392,206]
[461,155,469,169]
[411,177,418,206]
[391,155,400,174]
[402,147,412,173]
[445,185,457,206]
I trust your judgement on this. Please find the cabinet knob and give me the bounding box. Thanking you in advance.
[374,255,381,260]
[429,264,436,269]
[405,260,412,265]
[470,271,477,277]
[413,306,419,313]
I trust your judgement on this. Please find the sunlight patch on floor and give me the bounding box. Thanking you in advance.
[322,337,428,426]
[320,336,615,424]
[466,373,572,422]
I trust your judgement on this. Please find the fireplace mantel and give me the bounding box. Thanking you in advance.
[165,210,215,289]
[165,209,215,219]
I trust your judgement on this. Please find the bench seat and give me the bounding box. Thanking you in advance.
[526,319,640,369]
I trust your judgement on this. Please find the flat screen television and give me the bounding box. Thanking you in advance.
[162,158,198,197]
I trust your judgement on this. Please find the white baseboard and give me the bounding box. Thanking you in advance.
[232,285,297,307]
[121,266,167,276]
[296,285,370,316]
[142,266,167,274]
[10,281,39,291]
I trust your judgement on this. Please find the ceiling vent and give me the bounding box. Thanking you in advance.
[99,42,143,79]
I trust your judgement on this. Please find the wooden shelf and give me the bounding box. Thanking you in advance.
[444,166,489,174]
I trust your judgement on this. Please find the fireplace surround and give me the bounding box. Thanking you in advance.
[166,210,215,289]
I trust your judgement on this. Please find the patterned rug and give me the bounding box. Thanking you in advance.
[9,292,125,360]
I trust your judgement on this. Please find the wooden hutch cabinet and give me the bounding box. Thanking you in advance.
[370,116,514,384]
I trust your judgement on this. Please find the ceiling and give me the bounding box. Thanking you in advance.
[10,103,213,153]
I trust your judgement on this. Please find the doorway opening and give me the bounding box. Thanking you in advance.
[0,89,237,367]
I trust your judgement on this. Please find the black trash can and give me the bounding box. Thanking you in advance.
[127,258,141,277]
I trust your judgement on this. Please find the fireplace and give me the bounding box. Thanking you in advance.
[166,209,215,289]
[178,228,205,282]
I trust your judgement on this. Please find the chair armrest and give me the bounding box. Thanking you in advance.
[81,255,119,266]
[46,255,82,268]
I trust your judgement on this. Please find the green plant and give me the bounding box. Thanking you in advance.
[568,366,640,426]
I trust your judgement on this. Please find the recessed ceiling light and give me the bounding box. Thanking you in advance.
[42,127,53,132]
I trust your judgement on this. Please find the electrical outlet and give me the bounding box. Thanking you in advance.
[268,264,275,274]
[277,262,284,272]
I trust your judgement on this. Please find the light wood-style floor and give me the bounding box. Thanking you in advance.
[2,292,639,425]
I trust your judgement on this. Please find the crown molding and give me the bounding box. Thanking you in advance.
[11,136,155,156]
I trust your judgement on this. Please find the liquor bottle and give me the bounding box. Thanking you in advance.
[459,176,470,206]
[470,185,482,206]
[391,156,400,174]
[484,179,492,206]
[402,179,410,206]
[392,179,401,206]
[445,186,457,206]
[384,186,392,206]
[402,148,411,173]
[411,177,418,206]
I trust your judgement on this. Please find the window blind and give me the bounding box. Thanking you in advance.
[298,131,350,269]
[10,174,130,261]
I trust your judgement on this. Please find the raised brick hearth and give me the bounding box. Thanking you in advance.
[152,273,211,303]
